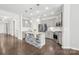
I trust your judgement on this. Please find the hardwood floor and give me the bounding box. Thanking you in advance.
[0,34,79,55]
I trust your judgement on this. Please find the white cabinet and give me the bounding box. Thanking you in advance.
[25,32,45,48]
[54,32,62,44]
[45,31,53,39]
[45,29,62,45]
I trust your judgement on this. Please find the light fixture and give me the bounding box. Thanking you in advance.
[25,21,28,24]
[36,10,40,13]
[4,16,8,19]
[30,13,33,16]
[45,7,49,10]
[37,18,40,22]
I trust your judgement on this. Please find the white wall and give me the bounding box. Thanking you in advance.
[70,5,79,50]
[62,4,79,50]
[62,4,70,48]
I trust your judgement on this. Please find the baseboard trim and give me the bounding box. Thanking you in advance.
[62,46,79,51]
[70,47,79,51]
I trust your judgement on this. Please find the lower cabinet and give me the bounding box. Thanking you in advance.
[54,32,62,45]
[25,33,45,48]
[45,31,53,39]
[45,31,62,45]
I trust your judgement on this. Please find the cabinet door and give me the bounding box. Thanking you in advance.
[54,32,62,44]
[45,31,53,39]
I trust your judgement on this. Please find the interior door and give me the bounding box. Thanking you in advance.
[0,23,6,34]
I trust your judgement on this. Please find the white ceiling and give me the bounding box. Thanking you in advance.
[0,4,62,17]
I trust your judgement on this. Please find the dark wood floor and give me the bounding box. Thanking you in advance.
[0,34,79,55]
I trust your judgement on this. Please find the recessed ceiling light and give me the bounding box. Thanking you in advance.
[25,21,28,24]
[4,16,8,19]
[36,10,40,13]
[37,18,40,22]
[45,7,49,10]
[30,13,33,15]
